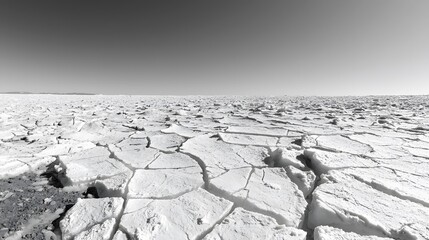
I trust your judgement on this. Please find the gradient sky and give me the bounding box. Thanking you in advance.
[1,0,428,95]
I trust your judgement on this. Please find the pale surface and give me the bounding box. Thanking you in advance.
[1,95,429,239]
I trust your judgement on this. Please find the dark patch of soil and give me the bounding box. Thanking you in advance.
[0,173,83,239]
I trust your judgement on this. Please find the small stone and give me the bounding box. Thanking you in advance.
[43,198,52,204]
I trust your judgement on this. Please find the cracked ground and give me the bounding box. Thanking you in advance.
[1,94,429,240]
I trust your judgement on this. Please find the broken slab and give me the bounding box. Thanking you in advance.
[147,152,200,169]
[204,208,306,240]
[69,141,97,153]
[308,171,429,240]
[403,146,429,158]
[316,135,373,155]
[305,149,429,206]
[284,165,316,198]
[35,141,96,157]
[0,156,30,179]
[210,168,307,228]
[231,144,269,168]
[181,135,254,179]
[58,147,131,185]
[60,197,124,240]
[209,167,253,195]
[161,124,201,138]
[314,226,394,240]
[94,171,133,197]
[120,188,233,240]
[111,145,160,169]
[225,126,288,137]
[348,134,404,147]
[0,156,56,179]
[277,136,302,149]
[62,127,131,146]
[35,144,72,157]
[376,155,429,176]
[115,137,149,152]
[148,133,186,152]
[97,131,134,146]
[304,149,377,174]
[335,166,429,207]
[180,118,227,132]
[140,108,169,123]
[74,218,117,240]
[60,130,102,143]
[242,168,307,227]
[19,156,57,172]
[365,144,409,159]
[219,132,278,146]
[218,116,261,126]
[127,168,203,199]
[301,134,317,149]
[265,148,305,169]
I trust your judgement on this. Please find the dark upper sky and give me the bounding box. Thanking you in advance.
[1,0,428,95]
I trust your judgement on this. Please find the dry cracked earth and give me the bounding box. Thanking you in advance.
[1,94,429,240]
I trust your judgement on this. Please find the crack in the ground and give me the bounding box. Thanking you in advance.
[27,119,427,239]
[143,153,161,169]
[195,204,236,240]
[105,146,136,172]
[146,136,151,148]
[179,147,301,233]
[180,152,210,189]
[205,182,288,225]
[298,152,323,240]
[109,167,136,240]
[233,151,254,167]
[342,135,376,153]
[349,174,429,208]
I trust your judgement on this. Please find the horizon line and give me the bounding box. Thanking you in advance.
[1,91,428,98]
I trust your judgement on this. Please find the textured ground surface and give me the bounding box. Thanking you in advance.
[0,94,428,240]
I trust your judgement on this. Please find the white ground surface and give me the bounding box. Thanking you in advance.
[1,94,429,239]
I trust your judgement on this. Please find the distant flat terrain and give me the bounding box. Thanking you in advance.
[0,94,428,240]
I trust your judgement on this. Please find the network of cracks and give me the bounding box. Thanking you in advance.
[1,95,429,240]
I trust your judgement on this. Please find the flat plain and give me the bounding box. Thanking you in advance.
[0,94,428,240]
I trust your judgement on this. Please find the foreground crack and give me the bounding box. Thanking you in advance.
[109,168,136,239]
[205,182,291,226]
[196,205,236,240]
[180,152,209,189]
[298,153,323,240]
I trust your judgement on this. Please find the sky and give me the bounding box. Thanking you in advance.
[1,0,428,96]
